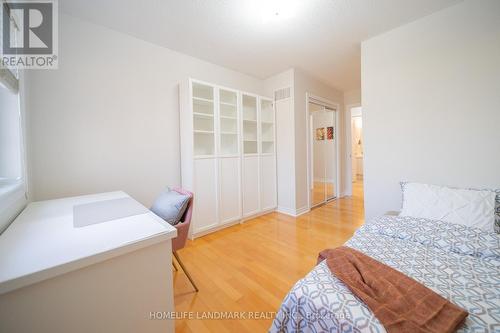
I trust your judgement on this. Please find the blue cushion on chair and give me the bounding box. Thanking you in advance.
[150,187,190,225]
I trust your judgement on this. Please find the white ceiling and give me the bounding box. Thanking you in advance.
[60,0,462,91]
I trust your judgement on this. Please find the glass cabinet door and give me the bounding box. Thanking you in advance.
[260,99,274,154]
[219,89,238,155]
[192,82,215,156]
[242,94,257,154]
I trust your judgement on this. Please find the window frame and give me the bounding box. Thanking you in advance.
[0,0,28,233]
[0,73,28,234]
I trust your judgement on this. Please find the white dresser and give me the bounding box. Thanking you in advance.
[0,191,177,333]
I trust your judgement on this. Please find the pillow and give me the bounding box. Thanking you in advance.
[400,182,497,232]
[150,187,190,225]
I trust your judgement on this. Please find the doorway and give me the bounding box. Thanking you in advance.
[344,104,364,197]
[307,95,339,209]
[350,107,363,184]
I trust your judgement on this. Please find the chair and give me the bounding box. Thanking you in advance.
[170,187,198,292]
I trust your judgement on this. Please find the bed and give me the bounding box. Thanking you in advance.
[270,215,500,332]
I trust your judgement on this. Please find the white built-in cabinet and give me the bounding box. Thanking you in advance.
[180,79,277,238]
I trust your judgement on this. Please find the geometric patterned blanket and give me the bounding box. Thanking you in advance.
[270,216,500,333]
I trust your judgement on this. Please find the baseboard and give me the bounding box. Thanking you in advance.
[190,209,277,239]
[240,208,276,222]
[295,206,310,216]
[276,205,310,217]
[190,219,241,239]
[276,206,295,216]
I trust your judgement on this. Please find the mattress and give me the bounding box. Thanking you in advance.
[270,215,500,332]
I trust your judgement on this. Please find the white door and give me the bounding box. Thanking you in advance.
[260,155,277,210]
[219,157,241,224]
[192,158,218,233]
[242,156,260,216]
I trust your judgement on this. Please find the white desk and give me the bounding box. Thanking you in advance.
[0,191,177,333]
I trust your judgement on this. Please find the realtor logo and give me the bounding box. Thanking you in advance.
[1,0,58,69]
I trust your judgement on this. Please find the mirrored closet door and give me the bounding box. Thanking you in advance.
[310,102,337,207]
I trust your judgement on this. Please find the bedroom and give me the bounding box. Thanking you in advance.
[0,0,499,332]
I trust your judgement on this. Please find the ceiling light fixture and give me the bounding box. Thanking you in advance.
[251,0,300,23]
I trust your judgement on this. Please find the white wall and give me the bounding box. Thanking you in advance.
[26,14,264,206]
[294,69,344,211]
[343,89,361,107]
[26,15,347,215]
[362,0,500,218]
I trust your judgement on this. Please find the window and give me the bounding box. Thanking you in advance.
[0,2,27,233]
[0,86,22,180]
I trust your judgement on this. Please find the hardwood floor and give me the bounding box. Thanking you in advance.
[173,182,364,332]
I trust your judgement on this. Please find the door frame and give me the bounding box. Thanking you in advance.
[344,103,362,196]
[305,93,340,210]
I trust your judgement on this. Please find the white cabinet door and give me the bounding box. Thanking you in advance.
[260,155,277,210]
[242,156,260,217]
[192,158,218,234]
[219,157,241,224]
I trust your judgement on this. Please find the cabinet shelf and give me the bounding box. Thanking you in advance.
[193,97,213,104]
[194,112,214,118]
[220,102,237,119]
[262,141,274,154]
[220,89,237,107]
[220,101,237,107]
[193,96,214,116]
[182,80,276,239]
[193,154,215,159]
[193,82,214,100]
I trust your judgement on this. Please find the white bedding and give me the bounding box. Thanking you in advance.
[400,182,496,232]
[270,215,500,332]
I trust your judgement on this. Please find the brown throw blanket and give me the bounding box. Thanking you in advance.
[319,247,468,333]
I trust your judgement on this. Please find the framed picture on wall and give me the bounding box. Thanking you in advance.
[316,128,325,140]
[327,126,334,140]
